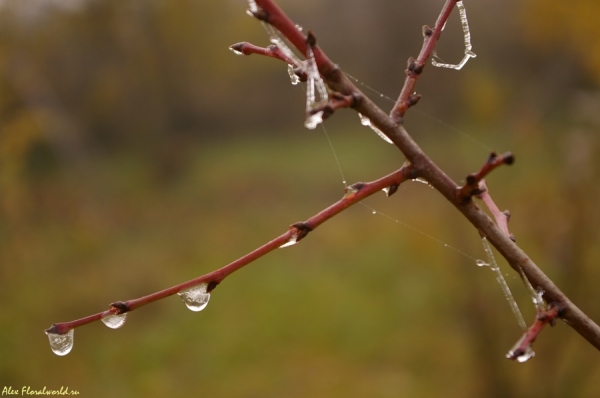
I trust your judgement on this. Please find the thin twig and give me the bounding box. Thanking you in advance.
[390,0,459,122]
[46,165,411,335]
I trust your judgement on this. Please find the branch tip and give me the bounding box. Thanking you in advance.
[45,324,59,335]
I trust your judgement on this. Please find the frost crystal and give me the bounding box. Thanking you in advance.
[431,1,477,70]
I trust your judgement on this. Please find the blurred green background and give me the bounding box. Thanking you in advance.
[1,0,600,396]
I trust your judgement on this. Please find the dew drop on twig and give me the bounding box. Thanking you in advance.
[101,313,127,329]
[178,283,211,312]
[280,232,299,248]
[507,345,535,363]
[229,47,243,56]
[516,346,535,363]
[411,177,434,188]
[358,113,393,144]
[46,329,74,356]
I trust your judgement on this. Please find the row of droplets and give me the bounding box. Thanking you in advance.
[46,283,212,356]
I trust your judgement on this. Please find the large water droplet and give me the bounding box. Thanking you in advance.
[304,111,324,130]
[279,232,298,248]
[178,283,211,312]
[46,329,74,356]
[476,259,489,267]
[101,313,127,329]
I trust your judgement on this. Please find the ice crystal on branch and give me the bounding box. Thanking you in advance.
[431,1,476,70]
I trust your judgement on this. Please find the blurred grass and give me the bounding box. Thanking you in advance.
[1,121,599,397]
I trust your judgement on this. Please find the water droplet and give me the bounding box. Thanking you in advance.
[229,46,243,56]
[280,232,298,248]
[358,113,370,126]
[295,24,303,32]
[101,313,127,329]
[357,114,393,144]
[411,177,434,188]
[475,259,489,267]
[287,64,300,85]
[178,283,211,312]
[514,346,535,363]
[304,111,324,130]
[46,329,74,356]
[372,210,377,215]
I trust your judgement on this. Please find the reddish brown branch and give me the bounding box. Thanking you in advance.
[477,180,514,241]
[45,165,411,335]
[390,0,459,123]
[456,152,515,202]
[48,0,600,358]
[506,304,563,361]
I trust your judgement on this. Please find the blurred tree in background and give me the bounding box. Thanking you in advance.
[1,0,599,397]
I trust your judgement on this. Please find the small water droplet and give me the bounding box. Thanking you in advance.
[46,329,74,356]
[358,113,393,144]
[287,64,300,85]
[476,259,489,267]
[304,111,324,130]
[101,313,127,329]
[295,24,303,32]
[178,283,211,312]
[280,232,298,248]
[229,47,243,56]
[372,210,377,215]
[511,346,535,363]
[358,113,370,126]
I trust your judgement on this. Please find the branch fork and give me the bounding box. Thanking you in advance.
[45,0,600,359]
